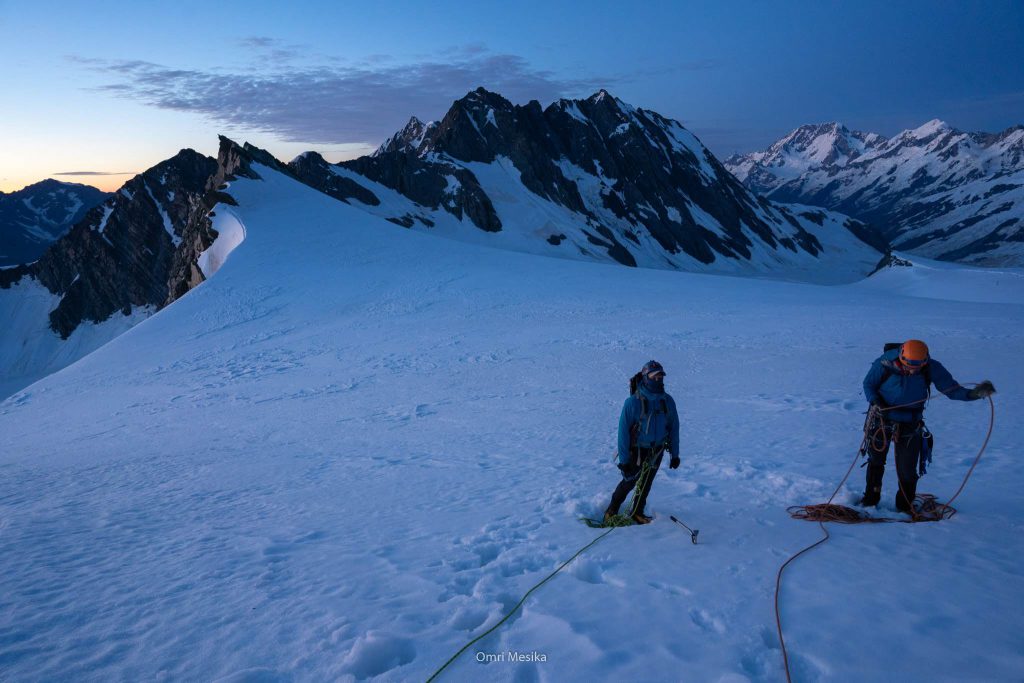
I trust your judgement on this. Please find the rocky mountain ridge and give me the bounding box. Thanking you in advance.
[314,88,885,271]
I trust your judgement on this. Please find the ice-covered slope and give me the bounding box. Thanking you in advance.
[726,121,1024,266]
[1,165,1020,682]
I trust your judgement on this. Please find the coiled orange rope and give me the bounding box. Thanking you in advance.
[775,391,995,682]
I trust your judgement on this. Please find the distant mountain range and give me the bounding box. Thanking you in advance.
[0,179,109,266]
[725,120,1024,265]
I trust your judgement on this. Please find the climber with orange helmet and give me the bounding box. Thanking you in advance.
[860,339,995,512]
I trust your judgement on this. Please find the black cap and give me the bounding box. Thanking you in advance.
[642,360,665,376]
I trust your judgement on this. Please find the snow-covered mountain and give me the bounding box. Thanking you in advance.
[0,179,109,266]
[725,120,1024,266]
[0,150,221,398]
[294,88,886,278]
[1,150,1020,682]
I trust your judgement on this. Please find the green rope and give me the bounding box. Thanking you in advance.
[425,527,617,682]
[626,458,656,518]
[581,512,634,528]
[428,452,665,679]
[579,455,659,528]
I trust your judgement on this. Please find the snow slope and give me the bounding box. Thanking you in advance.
[858,252,1024,305]
[330,160,879,285]
[0,277,153,400]
[1,166,1021,682]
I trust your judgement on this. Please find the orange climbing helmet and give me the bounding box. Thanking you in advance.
[899,339,930,368]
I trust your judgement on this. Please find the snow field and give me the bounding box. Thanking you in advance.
[1,167,1021,682]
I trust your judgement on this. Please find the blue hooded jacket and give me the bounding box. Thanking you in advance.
[617,384,680,465]
[863,348,974,422]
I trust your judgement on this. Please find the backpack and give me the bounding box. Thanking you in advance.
[880,342,932,388]
[628,372,668,450]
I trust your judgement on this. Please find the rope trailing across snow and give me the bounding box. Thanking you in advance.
[775,392,995,683]
[425,526,616,682]
[429,455,664,679]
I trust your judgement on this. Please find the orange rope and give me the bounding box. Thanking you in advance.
[774,391,994,682]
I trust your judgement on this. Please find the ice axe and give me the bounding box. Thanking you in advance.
[670,515,699,544]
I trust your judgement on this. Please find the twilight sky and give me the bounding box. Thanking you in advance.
[2,0,1022,193]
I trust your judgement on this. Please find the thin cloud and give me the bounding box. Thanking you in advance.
[73,47,616,146]
[54,171,137,176]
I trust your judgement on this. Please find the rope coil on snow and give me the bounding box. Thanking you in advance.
[774,392,995,683]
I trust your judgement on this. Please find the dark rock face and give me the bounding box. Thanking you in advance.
[869,250,915,275]
[326,88,876,268]
[0,179,109,266]
[374,116,436,156]
[2,150,220,338]
[343,150,502,232]
[288,152,380,207]
[2,135,322,353]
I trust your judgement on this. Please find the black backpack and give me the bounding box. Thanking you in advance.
[628,372,668,450]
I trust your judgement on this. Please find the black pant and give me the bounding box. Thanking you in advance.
[607,448,664,516]
[865,421,922,512]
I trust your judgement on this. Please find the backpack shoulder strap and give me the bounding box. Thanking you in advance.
[879,361,932,399]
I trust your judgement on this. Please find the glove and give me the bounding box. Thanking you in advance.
[968,380,996,400]
[669,455,680,470]
[618,462,639,478]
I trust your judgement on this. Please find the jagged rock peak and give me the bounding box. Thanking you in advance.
[374,116,437,156]
[457,87,514,111]
[585,88,631,111]
[216,136,290,182]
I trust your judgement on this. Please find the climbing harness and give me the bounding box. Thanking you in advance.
[774,390,995,683]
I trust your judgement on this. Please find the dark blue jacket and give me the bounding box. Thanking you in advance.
[863,349,974,422]
[617,385,680,464]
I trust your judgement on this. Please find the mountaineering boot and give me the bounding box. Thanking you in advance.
[859,489,880,507]
[632,512,653,525]
[895,478,918,513]
[860,463,884,506]
[603,510,617,526]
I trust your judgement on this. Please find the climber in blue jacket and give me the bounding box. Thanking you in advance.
[604,360,681,525]
[861,339,995,512]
